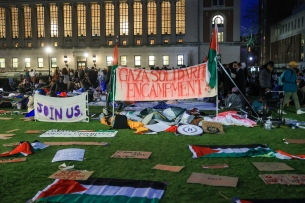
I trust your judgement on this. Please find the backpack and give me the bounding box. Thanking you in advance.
[0,101,12,108]
[112,114,129,129]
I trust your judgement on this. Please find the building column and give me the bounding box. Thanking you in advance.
[127,0,134,45]
[5,6,12,47]
[31,4,37,46]
[156,0,162,45]
[17,5,24,47]
[170,0,176,44]
[85,2,91,46]
[44,4,50,42]
[57,3,64,46]
[100,2,106,45]
[72,3,78,46]
[141,0,148,45]
[113,0,120,42]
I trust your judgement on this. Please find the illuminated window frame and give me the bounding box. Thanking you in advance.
[24,5,32,38]
[40,42,44,47]
[36,5,45,38]
[25,58,30,68]
[77,4,86,37]
[212,15,224,42]
[105,3,114,36]
[176,0,185,34]
[161,1,171,34]
[12,57,18,68]
[134,2,142,35]
[120,55,127,66]
[51,57,57,68]
[148,55,155,66]
[122,40,127,45]
[136,39,141,45]
[0,58,5,68]
[135,55,141,67]
[50,4,58,37]
[63,4,72,37]
[177,54,184,66]
[37,57,43,68]
[106,56,113,66]
[91,3,100,36]
[163,55,169,66]
[147,2,156,35]
[11,6,19,38]
[150,39,155,45]
[0,7,6,38]
[120,2,128,35]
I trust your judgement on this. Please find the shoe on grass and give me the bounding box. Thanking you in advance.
[297,109,305,114]
[277,110,287,114]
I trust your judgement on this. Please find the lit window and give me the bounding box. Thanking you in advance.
[77,4,86,37]
[120,56,127,66]
[212,15,224,42]
[164,39,169,44]
[50,4,58,37]
[51,57,57,68]
[27,42,31,47]
[36,5,45,38]
[150,39,155,45]
[0,7,6,38]
[24,5,32,38]
[11,6,19,38]
[105,3,114,36]
[53,41,57,46]
[25,58,31,68]
[12,58,18,68]
[120,2,128,35]
[177,54,184,66]
[122,40,127,45]
[38,57,43,68]
[40,42,44,47]
[134,2,142,35]
[176,0,185,34]
[0,58,5,68]
[136,39,141,45]
[15,42,18,47]
[163,55,169,66]
[148,55,155,66]
[108,40,113,45]
[147,2,156,35]
[178,38,183,43]
[91,3,100,36]
[106,56,113,66]
[135,56,141,67]
[161,1,171,34]
[63,4,72,37]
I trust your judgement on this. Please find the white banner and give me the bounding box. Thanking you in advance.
[39,130,118,138]
[34,93,89,122]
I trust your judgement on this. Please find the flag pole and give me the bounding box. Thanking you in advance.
[112,36,119,118]
[216,61,218,118]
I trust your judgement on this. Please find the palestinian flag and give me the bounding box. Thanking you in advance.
[0,141,34,157]
[188,144,275,158]
[206,23,219,88]
[31,178,167,203]
[275,150,305,160]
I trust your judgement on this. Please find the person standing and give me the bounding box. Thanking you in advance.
[62,68,69,92]
[52,68,60,92]
[279,61,305,114]
[29,69,36,86]
[259,61,274,96]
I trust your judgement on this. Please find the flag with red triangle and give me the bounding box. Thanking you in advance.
[206,24,219,88]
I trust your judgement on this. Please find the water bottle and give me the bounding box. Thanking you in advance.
[264,119,272,130]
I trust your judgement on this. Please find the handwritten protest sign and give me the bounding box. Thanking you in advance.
[115,64,216,101]
[152,164,184,172]
[202,163,229,169]
[2,142,20,147]
[34,92,89,122]
[0,117,13,120]
[259,174,305,185]
[187,172,238,187]
[25,130,46,134]
[284,139,305,144]
[39,130,118,138]
[44,142,108,146]
[252,162,294,171]
[0,158,26,163]
[5,129,19,133]
[111,151,152,159]
[51,148,85,162]
[48,170,93,180]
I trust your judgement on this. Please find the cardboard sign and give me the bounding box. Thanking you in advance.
[187,172,238,187]
[259,174,305,185]
[111,151,152,159]
[152,164,184,172]
[0,158,26,163]
[201,121,225,134]
[48,170,93,180]
[0,136,12,140]
[0,117,13,120]
[202,163,229,169]
[252,162,294,171]
[2,142,20,147]
[5,129,19,133]
[44,142,108,146]
[284,139,305,144]
[0,134,15,137]
[25,130,46,134]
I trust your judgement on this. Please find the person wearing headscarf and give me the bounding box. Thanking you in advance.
[259,61,274,96]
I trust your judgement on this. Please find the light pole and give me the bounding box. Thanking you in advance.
[45,47,52,77]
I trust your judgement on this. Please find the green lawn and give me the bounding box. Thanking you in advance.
[0,106,305,203]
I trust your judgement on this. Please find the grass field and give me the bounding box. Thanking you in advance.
[0,106,305,203]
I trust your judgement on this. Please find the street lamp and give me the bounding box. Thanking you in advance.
[45,47,52,77]
[93,54,96,67]
[64,55,68,67]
